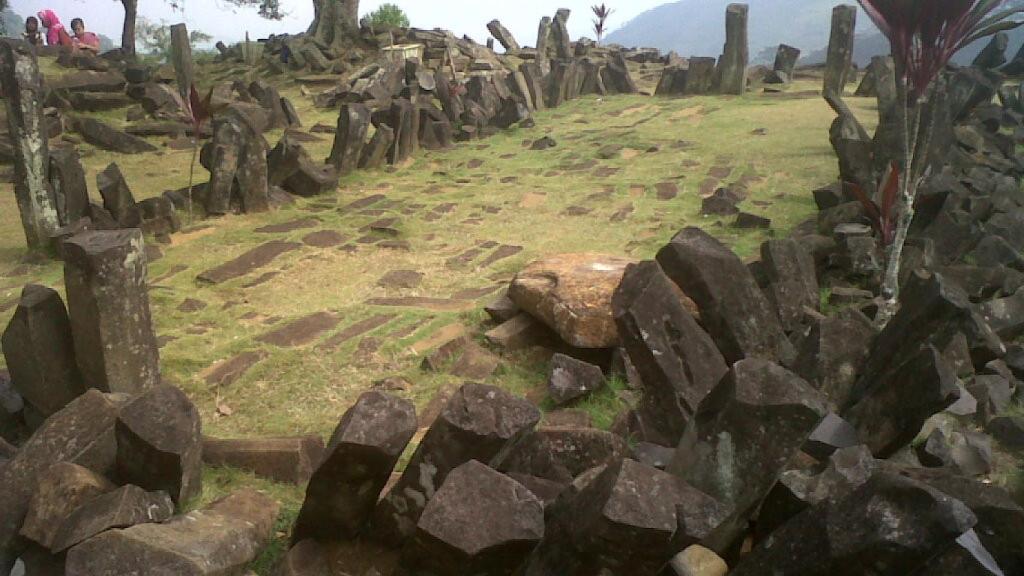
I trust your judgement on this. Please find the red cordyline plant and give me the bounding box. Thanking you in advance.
[855,0,1024,325]
[592,4,614,44]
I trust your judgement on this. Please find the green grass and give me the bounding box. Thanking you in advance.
[0,56,889,574]
[570,376,632,431]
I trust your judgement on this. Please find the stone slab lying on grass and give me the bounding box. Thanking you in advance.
[202,435,325,485]
[196,240,302,284]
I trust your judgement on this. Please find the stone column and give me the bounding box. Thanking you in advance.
[327,103,370,175]
[536,17,552,75]
[63,229,161,395]
[824,5,857,96]
[169,23,194,104]
[0,40,60,253]
[718,3,749,95]
[551,15,573,60]
[487,20,521,53]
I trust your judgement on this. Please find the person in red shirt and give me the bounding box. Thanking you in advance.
[70,18,101,53]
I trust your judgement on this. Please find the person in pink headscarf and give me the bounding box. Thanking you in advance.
[36,10,72,47]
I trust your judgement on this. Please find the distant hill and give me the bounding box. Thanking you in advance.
[605,0,1024,67]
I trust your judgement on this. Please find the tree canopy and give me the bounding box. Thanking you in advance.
[365,3,409,29]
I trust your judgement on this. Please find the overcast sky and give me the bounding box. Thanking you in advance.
[12,0,667,49]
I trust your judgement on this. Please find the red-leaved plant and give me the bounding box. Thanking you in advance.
[855,0,1024,324]
[184,84,212,225]
[846,163,900,245]
[592,4,614,44]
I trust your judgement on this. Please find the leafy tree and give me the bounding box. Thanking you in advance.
[365,3,409,30]
[136,17,212,62]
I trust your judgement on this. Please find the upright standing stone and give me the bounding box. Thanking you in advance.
[2,285,84,418]
[388,99,415,165]
[327,103,370,175]
[824,5,857,96]
[551,16,573,60]
[602,52,638,94]
[169,24,194,104]
[521,63,547,111]
[96,162,136,224]
[63,230,161,394]
[0,40,60,252]
[373,383,541,546]
[293,392,416,543]
[773,44,801,77]
[536,17,552,74]
[205,105,271,215]
[49,147,90,227]
[718,4,749,95]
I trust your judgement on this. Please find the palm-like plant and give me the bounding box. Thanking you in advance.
[855,0,1024,324]
[592,4,614,44]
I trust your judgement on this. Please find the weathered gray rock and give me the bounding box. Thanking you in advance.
[205,105,271,215]
[121,196,181,237]
[0,39,62,252]
[48,147,90,227]
[359,124,394,169]
[115,385,202,506]
[522,458,727,576]
[487,20,521,53]
[398,460,544,576]
[773,44,801,78]
[0,390,123,572]
[802,412,861,461]
[612,261,728,445]
[843,344,960,458]
[657,227,794,364]
[63,230,161,395]
[550,15,572,60]
[96,162,136,224]
[718,4,749,95]
[388,99,415,165]
[973,32,1009,70]
[278,539,331,576]
[2,285,84,418]
[293,391,416,543]
[547,354,606,405]
[51,484,175,552]
[374,383,541,545]
[65,489,279,576]
[71,116,158,154]
[19,462,116,550]
[823,5,857,96]
[202,435,325,485]
[492,427,628,486]
[327,103,370,175]
[759,238,819,333]
[732,473,976,576]
[602,52,638,95]
[668,358,829,553]
[792,315,875,407]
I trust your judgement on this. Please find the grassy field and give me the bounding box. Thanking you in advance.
[0,57,897,571]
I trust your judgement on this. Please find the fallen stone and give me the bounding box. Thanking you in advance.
[731,473,976,576]
[202,436,325,485]
[115,385,202,506]
[19,462,116,550]
[64,489,279,576]
[398,460,543,575]
[196,241,301,284]
[668,358,829,553]
[492,427,628,486]
[279,539,331,576]
[374,383,540,545]
[484,293,520,323]
[2,285,84,418]
[802,412,860,461]
[51,484,174,552]
[547,353,606,405]
[760,239,820,333]
[293,391,416,543]
[71,116,157,154]
[792,315,875,408]
[612,261,727,445]
[484,313,557,351]
[657,227,794,364]
[509,253,633,349]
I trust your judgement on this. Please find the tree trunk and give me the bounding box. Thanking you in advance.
[307,0,322,36]
[121,0,137,57]
[315,0,335,45]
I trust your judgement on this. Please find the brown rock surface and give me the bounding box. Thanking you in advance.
[509,253,634,348]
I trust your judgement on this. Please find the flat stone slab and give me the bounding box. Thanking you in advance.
[379,270,424,289]
[656,182,680,200]
[257,312,342,347]
[366,297,476,312]
[196,241,301,284]
[319,314,398,351]
[478,245,524,268]
[302,230,347,247]
[254,218,321,234]
[202,351,268,387]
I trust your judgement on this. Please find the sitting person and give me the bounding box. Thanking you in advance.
[37,10,73,47]
[23,17,44,47]
[70,18,101,53]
